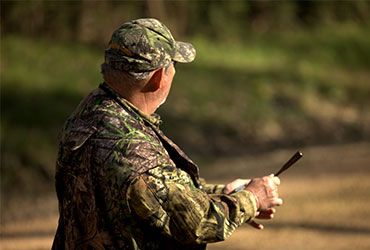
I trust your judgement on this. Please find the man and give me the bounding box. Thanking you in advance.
[52,18,282,250]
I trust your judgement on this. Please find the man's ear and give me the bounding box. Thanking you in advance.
[143,68,163,92]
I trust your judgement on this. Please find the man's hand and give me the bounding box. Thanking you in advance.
[244,174,282,230]
[223,175,282,230]
[248,208,276,230]
[245,174,283,211]
[222,178,251,195]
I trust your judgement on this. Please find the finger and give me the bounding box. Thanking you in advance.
[248,220,264,230]
[273,176,281,186]
[266,176,279,189]
[259,207,276,215]
[268,188,279,197]
[271,198,283,207]
[256,211,274,219]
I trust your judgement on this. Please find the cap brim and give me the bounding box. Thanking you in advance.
[173,41,196,63]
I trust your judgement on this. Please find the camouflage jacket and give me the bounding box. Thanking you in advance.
[52,83,258,250]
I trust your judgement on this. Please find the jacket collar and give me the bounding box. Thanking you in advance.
[99,82,162,127]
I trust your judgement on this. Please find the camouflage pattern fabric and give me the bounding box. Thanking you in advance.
[52,83,258,250]
[105,18,196,73]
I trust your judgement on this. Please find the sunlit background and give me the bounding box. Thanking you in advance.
[1,1,370,249]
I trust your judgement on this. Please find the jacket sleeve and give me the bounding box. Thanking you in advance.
[199,178,226,194]
[127,165,258,245]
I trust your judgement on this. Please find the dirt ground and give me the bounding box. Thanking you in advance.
[1,142,370,250]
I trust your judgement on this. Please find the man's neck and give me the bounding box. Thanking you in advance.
[106,82,154,116]
[127,94,152,115]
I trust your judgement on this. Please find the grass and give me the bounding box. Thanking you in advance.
[1,24,370,197]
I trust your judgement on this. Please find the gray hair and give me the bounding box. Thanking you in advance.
[101,63,152,85]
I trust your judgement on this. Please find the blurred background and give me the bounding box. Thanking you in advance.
[1,1,370,249]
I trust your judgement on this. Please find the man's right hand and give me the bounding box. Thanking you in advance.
[245,174,283,211]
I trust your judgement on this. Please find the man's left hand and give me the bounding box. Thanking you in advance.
[222,178,251,194]
[247,208,276,230]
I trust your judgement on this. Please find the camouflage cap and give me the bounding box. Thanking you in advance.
[105,18,196,73]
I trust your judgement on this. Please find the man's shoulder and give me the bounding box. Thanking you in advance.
[60,87,161,149]
[64,88,139,131]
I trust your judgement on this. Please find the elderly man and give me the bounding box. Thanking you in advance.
[52,18,282,250]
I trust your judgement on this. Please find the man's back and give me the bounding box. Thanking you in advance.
[53,85,207,249]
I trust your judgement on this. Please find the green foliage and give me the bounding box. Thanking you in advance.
[1,36,102,196]
[2,1,370,44]
[161,26,370,155]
